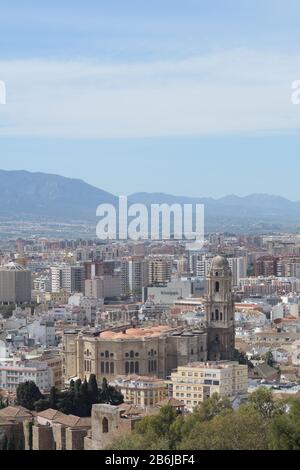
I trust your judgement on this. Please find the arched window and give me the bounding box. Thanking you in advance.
[130,351,134,359]
[105,351,109,358]
[102,418,109,434]
[220,312,223,321]
[211,312,214,321]
[130,362,135,374]
[110,363,114,374]
[135,362,139,374]
[101,362,105,374]
[125,362,130,374]
[215,281,220,293]
[105,362,110,374]
[215,309,219,321]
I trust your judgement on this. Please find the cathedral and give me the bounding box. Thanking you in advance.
[63,255,236,384]
[205,255,236,361]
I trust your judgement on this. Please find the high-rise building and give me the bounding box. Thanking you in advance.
[148,257,172,286]
[0,262,32,304]
[121,258,149,297]
[228,256,248,287]
[51,264,85,294]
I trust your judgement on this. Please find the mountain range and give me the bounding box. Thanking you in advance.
[0,169,299,232]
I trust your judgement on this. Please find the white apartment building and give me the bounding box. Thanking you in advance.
[51,264,84,294]
[228,257,248,287]
[0,361,53,392]
[26,318,56,348]
[121,258,149,297]
[170,361,248,411]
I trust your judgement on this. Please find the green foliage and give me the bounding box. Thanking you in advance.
[263,351,275,368]
[0,304,15,319]
[180,406,270,450]
[27,375,124,417]
[109,390,300,451]
[234,350,254,369]
[248,387,285,419]
[270,398,300,450]
[16,381,43,411]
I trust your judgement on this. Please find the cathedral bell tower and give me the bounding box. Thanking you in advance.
[206,255,235,361]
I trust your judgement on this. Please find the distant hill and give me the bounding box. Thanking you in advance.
[1,169,300,232]
[0,170,117,221]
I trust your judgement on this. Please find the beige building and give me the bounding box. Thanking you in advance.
[41,289,70,305]
[85,275,122,300]
[111,375,168,407]
[170,361,248,411]
[148,257,172,286]
[63,325,208,383]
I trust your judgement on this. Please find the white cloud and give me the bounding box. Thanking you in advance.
[0,49,300,138]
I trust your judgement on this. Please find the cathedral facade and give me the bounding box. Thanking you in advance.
[205,255,236,361]
[63,256,235,384]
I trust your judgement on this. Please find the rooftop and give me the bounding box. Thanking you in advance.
[98,325,173,340]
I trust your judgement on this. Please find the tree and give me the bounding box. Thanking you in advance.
[34,399,50,412]
[49,387,57,409]
[248,387,280,419]
[99,378,123,406]
[270,398,300,450]
[88,374,99,404]
[74,379,82,394]
[264,351,275,368]
[16,382,43,411]
[180,406,270,450]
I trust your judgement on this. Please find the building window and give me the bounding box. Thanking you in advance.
[101,362,105,374]
[105,362,110,374]
[102,418,109,434]
[130,351,135,359]
[135,362,139,374]
[105,351,109,358]
[215,281,220,292]
[110,363,114,374]
[215,309,219,321]
[125,362,130,374]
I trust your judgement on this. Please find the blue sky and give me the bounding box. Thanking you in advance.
[0,1,300,198]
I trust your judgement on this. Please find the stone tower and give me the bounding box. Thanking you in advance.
[206,255,235,361]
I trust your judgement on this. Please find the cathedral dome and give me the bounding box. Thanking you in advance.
[210,255,231,276]
[211,255,229,269]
